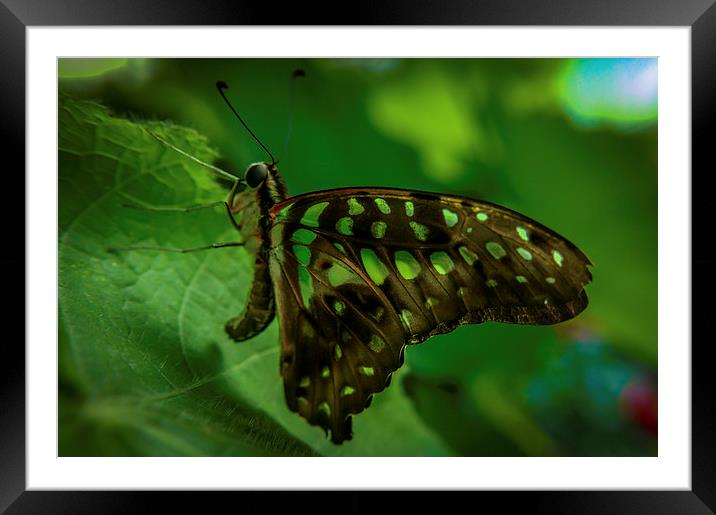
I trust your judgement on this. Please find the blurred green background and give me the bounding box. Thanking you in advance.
[58,58,657,457]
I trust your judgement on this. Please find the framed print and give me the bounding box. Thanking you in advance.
[3,0,713,511]
[54,55,655,459]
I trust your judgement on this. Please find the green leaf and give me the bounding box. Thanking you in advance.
[58,96,451,456]
[58,58,129,79]
[366,65,494,183]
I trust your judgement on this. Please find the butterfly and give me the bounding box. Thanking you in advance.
[133,79,592,445]
[226,166,592,443]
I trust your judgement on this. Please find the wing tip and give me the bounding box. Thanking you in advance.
[328,416,354,444]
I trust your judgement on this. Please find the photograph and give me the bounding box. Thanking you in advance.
[57,57,657,457]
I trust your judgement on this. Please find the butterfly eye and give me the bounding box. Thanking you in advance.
[245,163,268,189]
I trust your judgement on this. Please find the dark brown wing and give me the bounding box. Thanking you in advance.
[267,187,592,443]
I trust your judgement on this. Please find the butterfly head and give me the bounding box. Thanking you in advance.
[244,162,270,189]
[243,161,288,205]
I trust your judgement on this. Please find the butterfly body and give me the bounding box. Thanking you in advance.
[228,161,592,444]
[225,162,287,342]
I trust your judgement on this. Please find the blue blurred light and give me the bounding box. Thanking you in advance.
[557,58,657,130]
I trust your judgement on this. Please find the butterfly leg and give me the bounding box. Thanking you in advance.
[121,199,226,213]
[107,242,245,253]
[121,199,243,231]
[222,200,242,232]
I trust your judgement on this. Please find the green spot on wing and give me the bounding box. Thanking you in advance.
[336,217,353,235]
[546,276,556,284]
[328,263,363,287]
[275,203,293,222]
[486,241,506,260]
[486,279,498,288]
[347,197,365,215]
[394,250,421,280]
[458,246,478,266]
[371,220,387,239]
[360,248,390,285]
[293,245,311,266]
[516,275,528,283]
[321,366,330,378]
[318,402,331,416]
[369,334,385,352]
[291,228,317,245]
[516,226,529,241]
[405,201,414,217]
[516,247,533,261]
[334,344,343,361]
[476,212,488,222]
[442,208,458,227]
[375,198,391,214]
[430,251,455,275]
[409,221,429,241]
[341,386,355,397]
[359,366,375,376]
[333,300,345,315]
[334,242,347,254]
[553,250,564,267]
[297,267,314,308]
[299,376,310,388]
[399,309,417,333]
[300,201,329,227]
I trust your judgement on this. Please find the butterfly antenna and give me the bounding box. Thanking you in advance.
[282,69,306,157]
[142,126,242,184]
[216,81,276,165]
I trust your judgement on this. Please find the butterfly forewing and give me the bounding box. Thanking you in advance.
[268,187,592,442]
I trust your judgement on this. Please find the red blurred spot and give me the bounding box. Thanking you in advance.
[555,323,600,343]
[620,380,658,436]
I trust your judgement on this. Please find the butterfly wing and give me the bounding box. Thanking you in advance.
[267,187,592,443]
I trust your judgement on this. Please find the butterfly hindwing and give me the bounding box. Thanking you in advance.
[268,187,592,442]
[268,232,405,443]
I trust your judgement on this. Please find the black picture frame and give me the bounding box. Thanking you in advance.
[3,0,713,512]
